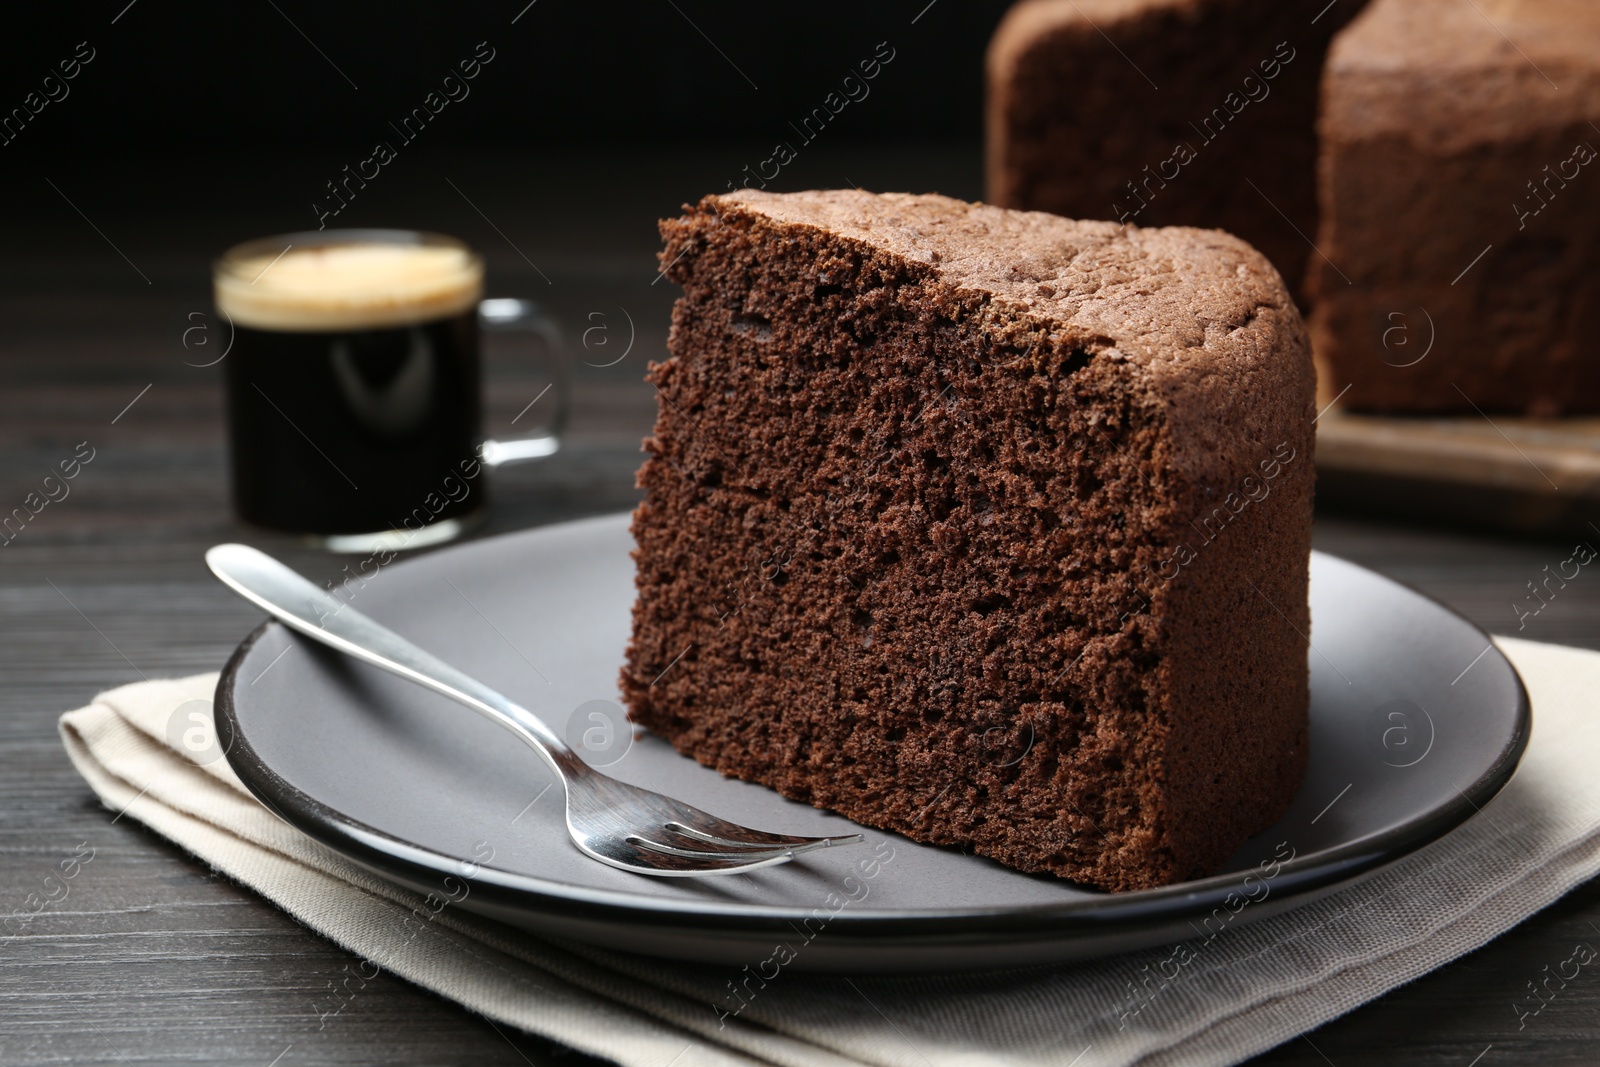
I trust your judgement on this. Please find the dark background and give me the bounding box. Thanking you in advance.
[0,0,1011,240]
[0,1,1012,310]
[2,1,1010,147]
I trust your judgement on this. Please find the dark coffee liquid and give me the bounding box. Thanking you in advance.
[224,312,482,535]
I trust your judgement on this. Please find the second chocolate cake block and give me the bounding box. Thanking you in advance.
[623,190,1313,891]
[1311,0,1600,414]
[986,0,1364,303]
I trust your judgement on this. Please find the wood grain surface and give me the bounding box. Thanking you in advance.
[1,152,1596,1067]
[1317,408,1600,539]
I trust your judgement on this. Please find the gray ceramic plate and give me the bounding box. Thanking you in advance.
[216,513,1528,973]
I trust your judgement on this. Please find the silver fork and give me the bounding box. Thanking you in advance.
[206,543,861,877]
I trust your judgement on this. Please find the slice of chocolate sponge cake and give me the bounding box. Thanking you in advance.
[622,190,1313,891]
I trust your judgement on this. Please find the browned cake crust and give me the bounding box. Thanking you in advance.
[986,0,1364,304]
[622,190,1313,891]
[1310,0,1600,414]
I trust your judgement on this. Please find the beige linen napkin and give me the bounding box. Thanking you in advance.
[59,637,1600,1067]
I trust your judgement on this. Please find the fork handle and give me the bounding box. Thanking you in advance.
[206,543,583,780]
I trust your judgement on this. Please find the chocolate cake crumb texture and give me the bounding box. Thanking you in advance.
[622,189,1314,891]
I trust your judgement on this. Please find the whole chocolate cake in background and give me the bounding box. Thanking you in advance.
[986,0,1366,305]
[1309,0,1600,415]
[622,189,1315,892]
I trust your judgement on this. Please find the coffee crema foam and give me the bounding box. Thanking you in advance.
[215,243,483,331]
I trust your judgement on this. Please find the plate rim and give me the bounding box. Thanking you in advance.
[214,513,1531,944]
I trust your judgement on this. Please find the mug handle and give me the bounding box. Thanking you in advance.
[478,298,570,466]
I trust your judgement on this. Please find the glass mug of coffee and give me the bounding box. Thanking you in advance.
[213,229,566,551]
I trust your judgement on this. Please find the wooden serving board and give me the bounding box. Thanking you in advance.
[1316,408,1600,539]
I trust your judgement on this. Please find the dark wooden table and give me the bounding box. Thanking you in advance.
[2,150,1596,1066]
